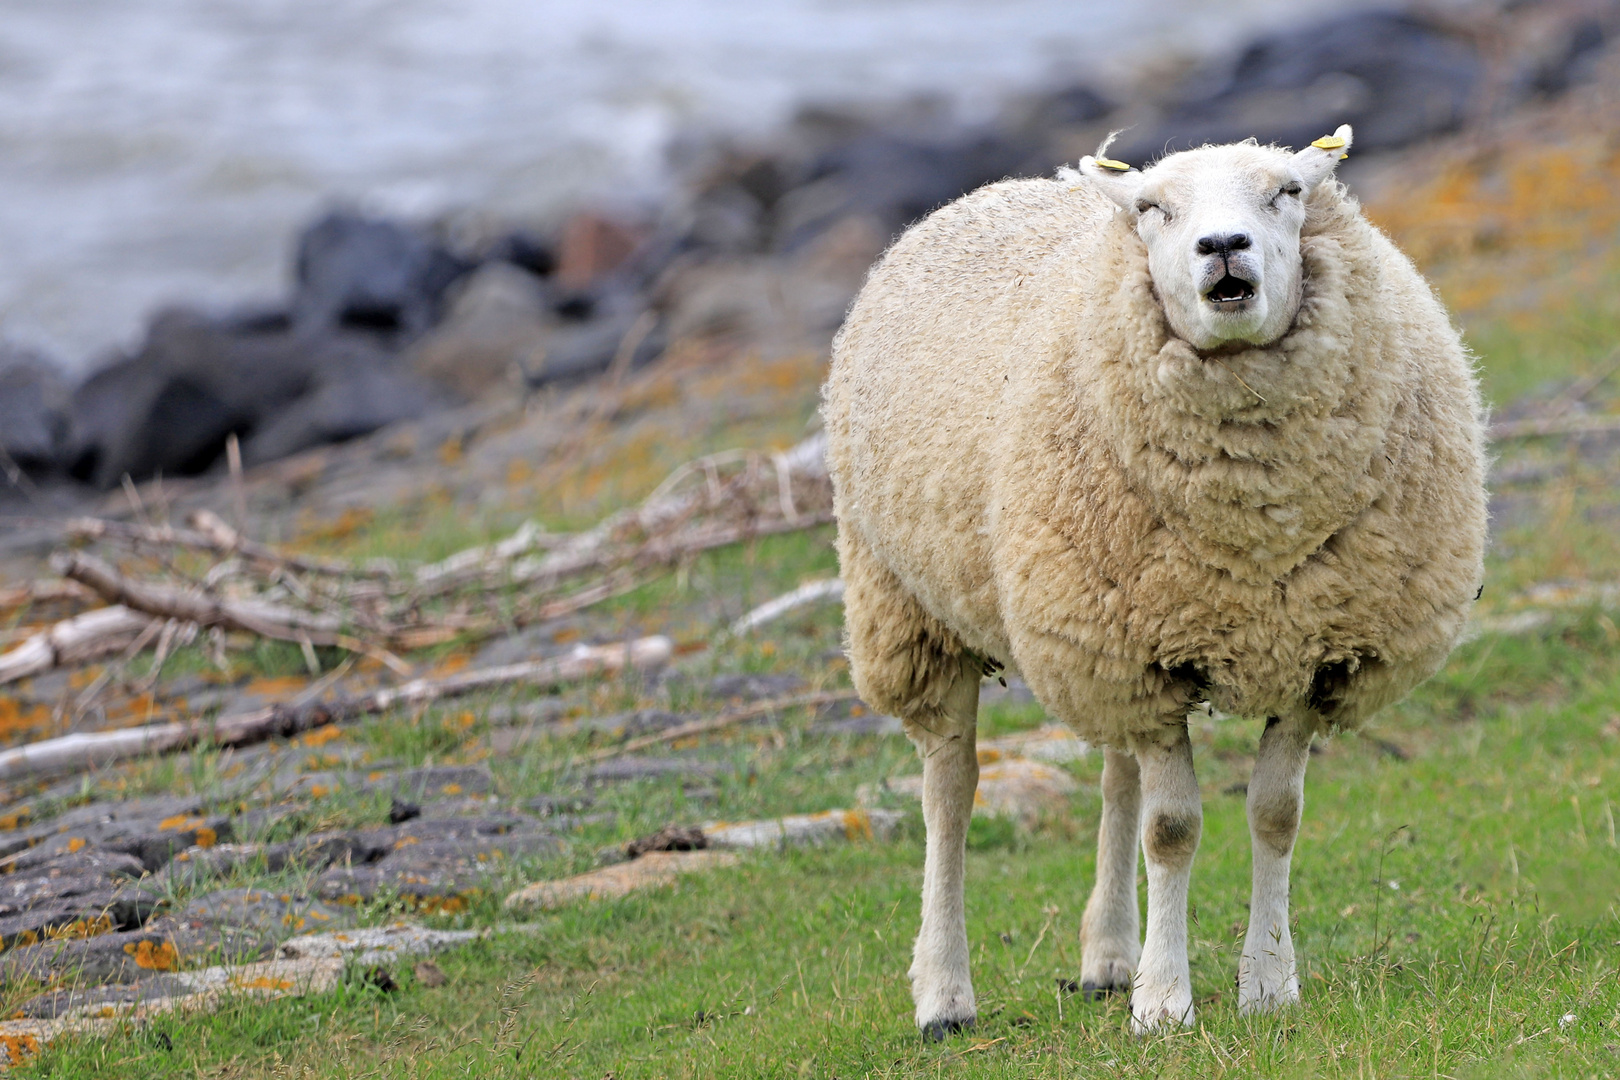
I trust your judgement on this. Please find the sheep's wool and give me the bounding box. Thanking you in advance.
[825,175,1487,744]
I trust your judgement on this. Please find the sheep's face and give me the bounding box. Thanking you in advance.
[1078,127,1352,351]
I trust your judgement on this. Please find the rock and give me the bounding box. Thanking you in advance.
[362,765,493,800]
[160,833,365,886]
[0,345,69,473]
[404,262,553,399]
[504,850,738,912]
[0,853,147,917]
[240,364,446,466]
[292,210,469,341]
[585,756,727,785]
[524,300,666,386]
[9,974,196,1019]
[554,213,646,292]
[314,823,559,909]
[862,758,1079,825]
[182,888,354,938]
[61,308,412,486]
[0,922,189,986]
[0,887,159,951]
[775,129,1035,250]
[1114,11,1482,163]
[702,808,903,850]
[977,724,1088,764]
[2,810,232,875]
[276,922,482,966]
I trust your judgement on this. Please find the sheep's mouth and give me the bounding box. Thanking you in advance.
[1204,274,1256,305]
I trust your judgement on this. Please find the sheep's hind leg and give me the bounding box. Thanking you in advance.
[905,662,981,1040]
[1079,747,1141,999]
[1238,715,1313,1014]
[1132,724,1202,1033]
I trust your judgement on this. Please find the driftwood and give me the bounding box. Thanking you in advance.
[0,606,155,686]
[0,635,674,782]
[583,688,861,763]
[730,578,845,635]
[1488,414,1620,440]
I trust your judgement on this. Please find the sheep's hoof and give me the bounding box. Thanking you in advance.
[919,1016,975,1042]
[1080,979,1129,1002]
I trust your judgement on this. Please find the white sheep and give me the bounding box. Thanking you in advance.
[822,125,1487,1035]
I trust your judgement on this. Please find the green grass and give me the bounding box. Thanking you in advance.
[12,254,1620,1076]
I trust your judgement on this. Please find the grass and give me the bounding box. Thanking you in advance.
[10,121,1620,1078]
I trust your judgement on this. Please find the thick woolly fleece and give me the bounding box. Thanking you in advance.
[825,175,1487,745]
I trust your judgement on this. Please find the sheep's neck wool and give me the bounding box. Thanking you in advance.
[1083,189,1397,584]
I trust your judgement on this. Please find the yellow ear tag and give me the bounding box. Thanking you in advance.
[1094,157,1132,172]
[1311,135,1347,151]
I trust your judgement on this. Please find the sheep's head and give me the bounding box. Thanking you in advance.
[1078,126,1352,351]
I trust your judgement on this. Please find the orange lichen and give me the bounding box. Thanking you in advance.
[298,724,343,748]
[194,826,217,848]
[124,939,179,971]
[0,808,30,830]
[49,915,114,941]
[0,1033,40,1065]
[65,837,87,853]
[245,675,311,697]
[0,699,51,741]
[158,815,205,832]
[234,975,295,992]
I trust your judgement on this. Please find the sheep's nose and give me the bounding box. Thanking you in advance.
[1196,233,1251,256]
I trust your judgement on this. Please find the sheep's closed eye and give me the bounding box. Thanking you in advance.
[1135,199,1168,220]
[1269,182,1303,207]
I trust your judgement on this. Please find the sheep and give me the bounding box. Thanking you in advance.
[822,125,1488,1036]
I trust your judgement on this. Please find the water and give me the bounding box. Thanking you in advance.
[0,0,1396,372]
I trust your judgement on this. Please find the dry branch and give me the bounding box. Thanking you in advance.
[583,688,861,763]
[1489,414,1620,440]
[52,550,345,643]
[0,606,155,686]
[0,635,674,781]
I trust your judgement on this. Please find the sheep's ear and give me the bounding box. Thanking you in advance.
[1077,155,1145,213]
[1291,124,1354,190]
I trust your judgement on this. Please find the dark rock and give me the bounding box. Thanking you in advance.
[315,828,558,909]
[404,262,553,399]
[293,210,469,341]
[0,344,70,473]
[776,129,1036,249]
[9,974,197,1018]
[182,887,354,937]
[160,832,368,886]
[62,308,414,486]
[523,300,666,386]
[1521,17,1610,97]
[388,799,422,825]
[0,853,148,917]
[0,888,159,950]
[362,765,494,800]
[1114,11,1482,163]
[586,756,727,785]
[488,229,557,277]
[239,362,445,465]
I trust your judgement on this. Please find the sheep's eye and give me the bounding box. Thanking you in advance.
[1271,182,1303,205]
[1135,199,1165,218]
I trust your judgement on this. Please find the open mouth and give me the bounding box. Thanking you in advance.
[1205,274,1256,305]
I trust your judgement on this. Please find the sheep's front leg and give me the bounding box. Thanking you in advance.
[1079,747,1141,998]
[1239,715,1313,1014]
[905,665,981,1039]
[1133,724,1201,1032]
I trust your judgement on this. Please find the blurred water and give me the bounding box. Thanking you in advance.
[0,0,1391,372]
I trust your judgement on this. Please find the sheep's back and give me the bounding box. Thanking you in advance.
[825,178,1112,659]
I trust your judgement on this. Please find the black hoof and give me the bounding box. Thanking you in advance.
[1081,980,1128,1003]
[920,1017,974,1042]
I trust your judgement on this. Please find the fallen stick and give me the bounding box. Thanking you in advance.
[0,606,155,686]
[0,580,97,611]
[53,551,345,641]
[1489,414,1620,440]
[583,688,862,763]
[0,635,674,781]
[729,578,845,635]
[64,513,381,579]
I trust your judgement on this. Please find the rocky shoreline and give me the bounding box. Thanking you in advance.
[1,4,1612,513]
